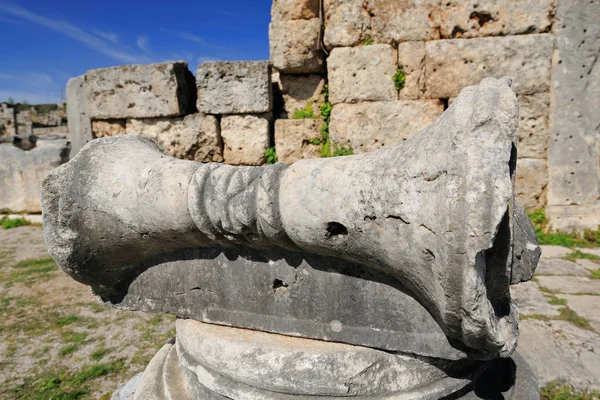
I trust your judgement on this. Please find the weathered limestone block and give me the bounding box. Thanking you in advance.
[66,76,93,157]
[512,204,542,284]
[274,119,322,163]
[515,158,547,210]
[436,0,554,39]
[323,0,370,49]
[366,0,440,43]
[328,44,397,104]
[329,100,443,153]
[398,41,426,100]
[547,204,600,232]
[91,120,126,138]
[85,62,195,119]
[269,19,324,74]
[547,0,600,212]
[271,0,319,20]
[196,61,272,114]
[426,34,554,98]
[42,79,535,359]
[0,139,70,213]
[277,74,325,118]
[516,93,550,160]
[221,114,269,165]
[125,114,222,162]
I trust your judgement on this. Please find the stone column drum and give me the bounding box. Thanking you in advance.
[42,78,540,399]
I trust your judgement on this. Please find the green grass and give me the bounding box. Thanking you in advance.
[58,344,78,357]
[3,258,57,286]
[564,250,600,262]
[291,102,315,119]
[331,145,354,157]
[541,380,600,399]
[265,147,278,165]
[591,269,600,279]
[91,348,108,361]
[9,360,125,400]
[1,217,30,230]
[61,330,87,344]
[362,36,374,45]
[529,209,600,248]
[548,296,567,306]
[55,315,79,327]
[522,305,594,331]
[392,68,406,90]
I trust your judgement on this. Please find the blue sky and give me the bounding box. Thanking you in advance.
[0,0,272,104]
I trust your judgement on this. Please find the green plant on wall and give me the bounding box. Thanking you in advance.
[528,208,600,248]
[362,36,374,45]
[393,68,406,90]
[317,85,354,158]
[265,147,278,165]
[292,102,315,119]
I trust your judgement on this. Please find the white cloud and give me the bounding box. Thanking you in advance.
[0,72,15,80]
[0,3,150,64]
[137,36,149,53]
[179,32,207,45]
[93,29,119,44]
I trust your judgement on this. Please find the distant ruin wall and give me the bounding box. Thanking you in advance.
[64,0,600,231]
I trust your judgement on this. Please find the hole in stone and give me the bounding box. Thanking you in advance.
[326,222,348,237]
[272,279,288,293]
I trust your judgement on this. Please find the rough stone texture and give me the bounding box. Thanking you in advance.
[126,114,222,162]
[196,61,271,115]
[323,0,370,49]
[516,93,550,160]
[66,76,93,157]
[518,320,600,390]
[574,258,600,272]
[547,0,600,217]
[274,119,322,164]
[366,0,440,43]
[512,204,541,284]
[269,19,324,74]
[86,62,195,119]
[41,79,532,359]
[536,276,600,295]
[515,158,547,210]
[510,281,560,318]
[547,204,600,231]
[330,100,443,154]
[575,248,600,258]
[220,115,269,166]
[397,41,426,100]
[92,120,126,138]
[111,372,142,400]
[0,139,70,213]
[426,34,554,99]
[271,0,319,20]
[436,0,554,39]
[535,258,591,277]
[328,44,397,104]
[540,245,572,259]
[277,74,325,119]
[556,294,600,332]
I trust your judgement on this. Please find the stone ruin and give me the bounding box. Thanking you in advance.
[42,77,543,399]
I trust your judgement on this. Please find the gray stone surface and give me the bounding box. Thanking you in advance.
[327,44,397,104]
[511,281,560,318]
[515,158,547,210]
[512,204,541,284]
[274,119,322,163]
[518,320,600,390]
[269,19,324,73]
[366,0,439,43]
[426,34,554,99]
[323,0,370,49]
[547,204,600,231]
[220,114,270,165]
[111,372,142,400]
[86,62,195,119]
[536,276,600,295]
[66,75,93,157]
[91,119,126,138]
[397,41,426,100]
[557,294,600,332]
[196,61,272,115]
[540,245,572,259]
[329,100,443,153]
[535,258,592,277]
[126,114,222,162]
[0,139,70,213]
[42,79,530,359]
[547,0,600,221]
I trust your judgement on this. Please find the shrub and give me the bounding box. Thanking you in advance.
[265,147,278,165]
[393,68,406,90]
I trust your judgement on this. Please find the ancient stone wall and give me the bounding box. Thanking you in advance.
[65,0,599,231]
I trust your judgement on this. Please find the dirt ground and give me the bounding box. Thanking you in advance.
[0,226,175,399]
